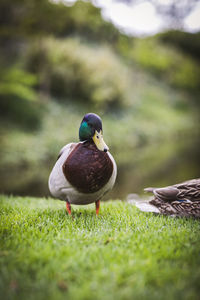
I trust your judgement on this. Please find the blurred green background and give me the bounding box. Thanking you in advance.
[0,0,200,200]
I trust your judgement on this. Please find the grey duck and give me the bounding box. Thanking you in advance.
[135,179,200,218]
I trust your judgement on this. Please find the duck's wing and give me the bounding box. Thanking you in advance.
[145,178,200,202]
[57,143,77,161]
[48,143,77,199]
[174,179,200,202]
[134,179,200,218]
[145,186,180,202]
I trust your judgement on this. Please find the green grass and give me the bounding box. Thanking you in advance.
[0,196,200,300]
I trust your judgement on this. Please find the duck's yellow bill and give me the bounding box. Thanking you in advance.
[93,130,109,152]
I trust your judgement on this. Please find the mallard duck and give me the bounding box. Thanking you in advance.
[48,113,117,215]
[134,179,200,218]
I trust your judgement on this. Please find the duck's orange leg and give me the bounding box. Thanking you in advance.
[95,200,100,215]
[66,200,71,215]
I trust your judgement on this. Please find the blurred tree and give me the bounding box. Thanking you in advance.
[158,30,200,61]
[0,0,122,125]
[0,0,120,44]
[0,67,42,129]
[25,38,131,108]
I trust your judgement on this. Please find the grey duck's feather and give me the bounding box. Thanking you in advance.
[141,179,200,218]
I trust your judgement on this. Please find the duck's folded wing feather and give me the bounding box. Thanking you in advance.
[145,187,179,202]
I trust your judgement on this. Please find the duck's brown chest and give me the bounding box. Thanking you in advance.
[62,142,113,194]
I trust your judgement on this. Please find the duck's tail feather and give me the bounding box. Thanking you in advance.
[144,187,154,193]
[134,201,160,213]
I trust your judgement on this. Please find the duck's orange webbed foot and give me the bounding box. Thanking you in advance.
[95,200,100,215]
[66,200,71,215]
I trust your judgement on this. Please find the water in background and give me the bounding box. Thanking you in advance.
[112,134,200,199]
[1,134,199,201]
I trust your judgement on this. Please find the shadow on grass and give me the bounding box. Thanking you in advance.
[35,206,101,220]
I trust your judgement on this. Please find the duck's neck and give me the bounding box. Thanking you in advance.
[79,122,93,141]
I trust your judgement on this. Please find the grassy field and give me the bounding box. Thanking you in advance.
[0,195,200,300]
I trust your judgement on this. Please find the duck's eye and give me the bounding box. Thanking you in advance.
[97,135,99,139]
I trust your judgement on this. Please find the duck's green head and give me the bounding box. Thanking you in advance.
[79,113,109,152]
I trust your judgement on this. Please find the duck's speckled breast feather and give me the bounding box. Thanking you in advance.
[62,141,113,194]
